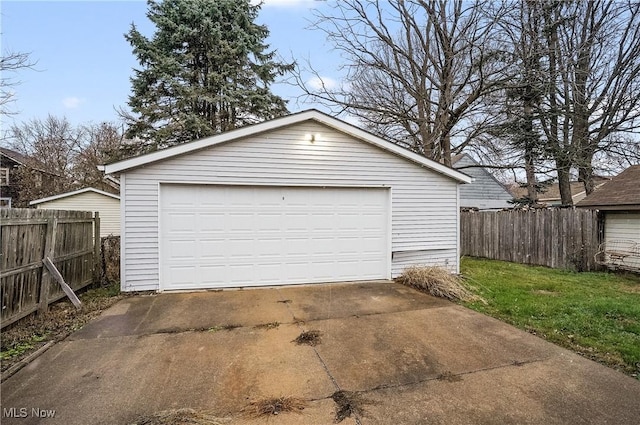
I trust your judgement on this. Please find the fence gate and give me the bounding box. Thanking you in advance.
[1,209,100,328]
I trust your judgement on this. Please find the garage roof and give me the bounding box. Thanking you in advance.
[29,187,120,206]
[104,109,471,183]
[576,165,640,210]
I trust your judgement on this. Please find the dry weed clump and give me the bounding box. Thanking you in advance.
[243,397,307,417]
[331,390,369,423]
[396,266,484,302]
[130,408,229,425]
[293,330,322,346]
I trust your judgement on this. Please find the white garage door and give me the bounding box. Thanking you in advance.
[160,185,390,290]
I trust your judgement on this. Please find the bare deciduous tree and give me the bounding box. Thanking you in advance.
[7,116,125,204]
[296,0,511,165]
[8,115,80,204]
[73,122,126,191]
[1,50,35,116]
[535,0,640,204]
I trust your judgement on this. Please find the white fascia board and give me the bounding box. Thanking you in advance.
[30,187,120,205]
[104,109,472,183]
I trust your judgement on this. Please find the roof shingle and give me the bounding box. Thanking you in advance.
[576,165,640,210]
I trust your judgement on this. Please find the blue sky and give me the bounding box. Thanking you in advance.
[1,0,341,128]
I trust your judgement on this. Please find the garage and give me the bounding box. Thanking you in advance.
[105,109,471,292]
[160,184,390,289]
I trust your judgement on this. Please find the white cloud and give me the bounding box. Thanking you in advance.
[306,76,337,91]
[62,96,84,109]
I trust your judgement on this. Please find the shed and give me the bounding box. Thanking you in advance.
[576,165,640,245]
[105,110,471,292]
[451,153,513,210]
[30,187,120,237]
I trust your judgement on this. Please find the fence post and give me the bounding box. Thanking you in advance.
[93,212,101,284]
[38,216,58,314]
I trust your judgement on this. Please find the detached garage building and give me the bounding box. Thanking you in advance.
[577,165,640,246]
[30,187,121,237]
[105,110,471,292]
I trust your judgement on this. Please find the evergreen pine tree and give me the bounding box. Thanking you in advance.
[123,0,293,151]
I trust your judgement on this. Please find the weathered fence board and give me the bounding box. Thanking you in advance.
[461,209,601,271]
[1,209,100,328]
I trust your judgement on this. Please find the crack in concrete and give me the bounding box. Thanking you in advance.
[276,287,364,425]
[132,296,159,333]
[364,357,550,393]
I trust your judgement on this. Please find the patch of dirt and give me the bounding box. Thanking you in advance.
[130,408,230,425]
[331,390,369,423]
[293,330,322,346]
[1,284,124,373]
[620,285,640,294]
[242,397,306,417]
[436,371,462,382]
[253,322,280,330]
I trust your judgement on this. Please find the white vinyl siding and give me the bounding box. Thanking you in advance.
[121,121,460,291]
[605,212,640,245]
[35,191,120,237]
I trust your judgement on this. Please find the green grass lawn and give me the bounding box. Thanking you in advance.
[460,257,640,378]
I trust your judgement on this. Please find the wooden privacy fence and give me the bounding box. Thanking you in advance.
[1,209,100,328]
[461,209,602,271]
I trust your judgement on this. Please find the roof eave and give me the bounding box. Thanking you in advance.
[576,204,640,211]
[29,187,120,205]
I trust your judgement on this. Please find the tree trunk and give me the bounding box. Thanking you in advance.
[578,158,596,195]
[556,160,573,205]
[523,95,538,203]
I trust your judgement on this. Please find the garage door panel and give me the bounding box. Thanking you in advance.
[166,240,197,259]
[228,264,255,283]
[165,213,197,233]
[255,263,284,282]
[256,213,282,230]
[229,214,254,232]
[254,238,283,253]
[167,266,198,287]
[199,213,227,232]
[160,185,389,289]
[200,239,226,259]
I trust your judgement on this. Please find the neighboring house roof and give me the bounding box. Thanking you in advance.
[104,109,472,184]
[511,177,610,205]
[576,165,640,210]
[451,153,513,195]
[0,147,62,176]
[451,153,514,210]
[0,147,30,165]
[29,187,120,206]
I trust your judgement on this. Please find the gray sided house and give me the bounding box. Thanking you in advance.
[105,110,471,292]
[577,165,640,246]
[452,154,513,210]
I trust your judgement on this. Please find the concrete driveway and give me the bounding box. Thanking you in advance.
[2,281,640,424]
